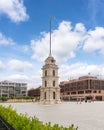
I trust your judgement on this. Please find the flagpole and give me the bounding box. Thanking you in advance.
[50,16,52,56]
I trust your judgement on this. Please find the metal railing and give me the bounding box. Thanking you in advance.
[0,116,15,130]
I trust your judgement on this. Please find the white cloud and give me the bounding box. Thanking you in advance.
[8,59,33,71]
[31,20,104,63]
[0,74,41,88]
[7,74,29,82]
[75,23,86,33]
[27,75,41,88]
[59,62,104,81]
[31,21,86,63]
[0,60,5,70]
[83,27,104,54]
[1,62,104,88]
[22,45,30,52]
[1,19,104,88]
[0,32,15,45]
[0,0,29,22]
[0,59,41,88]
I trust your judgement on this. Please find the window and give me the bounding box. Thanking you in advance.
[44,92,46,99]
[85,90,92,93]
[53,81,55,87]
[67,92,70,95]
[99,90,101,93]
[93,90,97,93]
[71,91,76,94]
[78,91,84,94]
[53,70,55,76]
[45,70,47,76]
[53,92,55,99]
[45,81,47,87]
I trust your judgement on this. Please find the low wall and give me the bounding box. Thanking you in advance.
[7,99,34,103]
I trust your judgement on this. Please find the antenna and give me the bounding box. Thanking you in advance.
[49,16,52,56]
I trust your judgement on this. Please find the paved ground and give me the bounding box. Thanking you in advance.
[1,101,104,130]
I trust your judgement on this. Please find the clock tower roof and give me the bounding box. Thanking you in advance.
[45,54,56,65]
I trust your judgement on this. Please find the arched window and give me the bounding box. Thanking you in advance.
[53,81,55,87]
[44,92,46,99]
[53,70,55,76]
[45,81,47,87]
[45,70,47,76]
[53,92,55,99]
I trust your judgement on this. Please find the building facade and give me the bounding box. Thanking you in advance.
[60,76,104,101]
[0,80,27,97]
[28,87,40,97]
[40,54,61,104]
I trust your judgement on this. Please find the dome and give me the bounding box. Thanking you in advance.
[45,54,56,65]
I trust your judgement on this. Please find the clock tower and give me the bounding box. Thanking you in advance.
[40,18,61,104]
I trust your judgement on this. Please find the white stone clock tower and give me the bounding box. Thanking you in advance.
[40,18,61,104]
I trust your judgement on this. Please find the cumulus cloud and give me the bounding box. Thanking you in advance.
[8,59,33,71]
[7,74,29,82]
[22,45,30,52]
[0,60,5,70]
[1,19,104,88]
[31,20,104,63]
[0,32,15,45]
[27,75,41,88]
[1,61,104,88]
[0,0,29,22]
[0,59,41,88]
[83,27,104,54]
[31,21,86,63]
[7,62,104,88]
[59,62,104,81]
[0,74,41,88]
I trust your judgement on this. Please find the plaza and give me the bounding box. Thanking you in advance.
[1,101,104,130]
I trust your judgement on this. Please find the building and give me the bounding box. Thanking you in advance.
[39,18,61,104]
[0,80,27,98]
[28,87,40,97]
[60,76,104,101]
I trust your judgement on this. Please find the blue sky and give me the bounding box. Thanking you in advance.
[0,0,104,88]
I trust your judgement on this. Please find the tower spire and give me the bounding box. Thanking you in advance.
[49,16,52,56]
